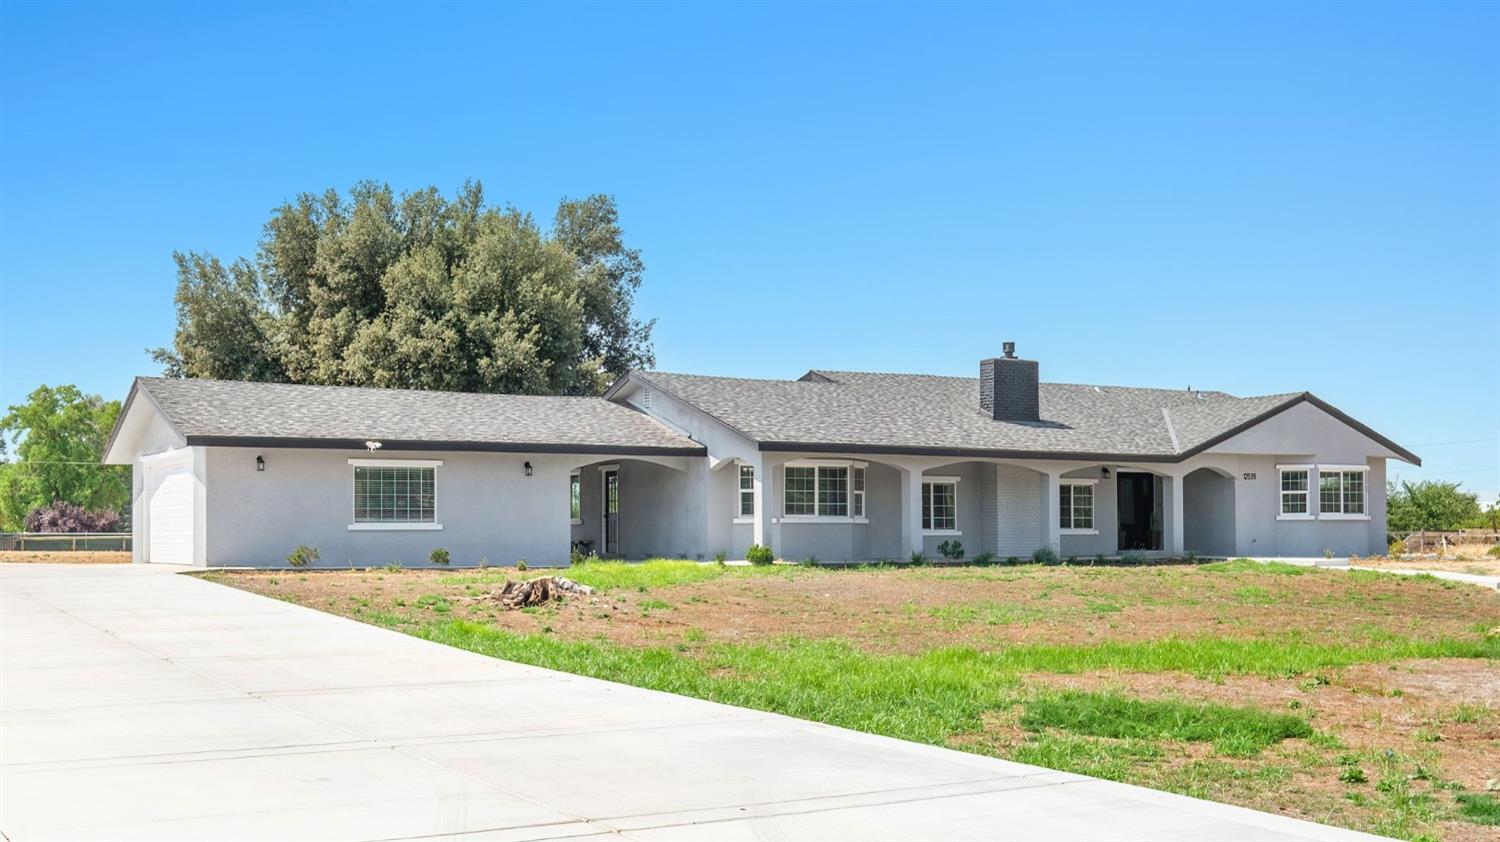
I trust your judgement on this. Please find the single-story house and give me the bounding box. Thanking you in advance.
[103,345,1419,567]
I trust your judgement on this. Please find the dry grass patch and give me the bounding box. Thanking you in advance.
[0,550,131,564]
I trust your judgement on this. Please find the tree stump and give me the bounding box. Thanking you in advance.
[489,576,594,609]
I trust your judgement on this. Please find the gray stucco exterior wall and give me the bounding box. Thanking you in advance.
[204,447,576,568]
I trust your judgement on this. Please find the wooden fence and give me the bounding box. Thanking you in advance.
[0,532,132,552]
[1394,530,1500,554]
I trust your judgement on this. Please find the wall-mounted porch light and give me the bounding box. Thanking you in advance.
[1101,467,1110,479]
[256,455,265,472]
[523,461,533,477]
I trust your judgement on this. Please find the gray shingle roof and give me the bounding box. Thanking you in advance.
[131,377,704,455]
[630,369,1309,460]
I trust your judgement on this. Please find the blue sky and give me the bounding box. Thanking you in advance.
[1,1,1496,498]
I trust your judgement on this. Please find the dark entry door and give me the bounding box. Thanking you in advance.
[603,469,620,555]
[1117,472,1158,551]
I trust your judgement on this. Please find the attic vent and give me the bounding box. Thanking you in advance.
[641,388,653,410]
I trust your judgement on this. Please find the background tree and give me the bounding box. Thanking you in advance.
[152,181,655,395]
[0,385,129,530]
[1385,480,1483,532]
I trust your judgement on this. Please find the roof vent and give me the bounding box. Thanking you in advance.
[641,387,653,410]
[980,343,1040,423]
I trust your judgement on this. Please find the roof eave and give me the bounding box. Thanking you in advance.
[180,435,707,457]
[1177,392,1421,467]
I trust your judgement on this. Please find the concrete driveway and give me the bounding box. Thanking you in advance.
[1,563,1380,841]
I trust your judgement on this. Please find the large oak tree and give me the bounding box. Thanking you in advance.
[153,182,654,395]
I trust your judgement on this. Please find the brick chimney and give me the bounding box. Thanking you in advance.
[979,342,1039,422]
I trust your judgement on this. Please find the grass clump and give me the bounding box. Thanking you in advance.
[1021,690,1311,753]
[1456,792,1500,826]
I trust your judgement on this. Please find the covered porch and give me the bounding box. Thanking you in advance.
[723,453,1238,562]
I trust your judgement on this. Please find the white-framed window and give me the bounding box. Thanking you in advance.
[349,459,441,530]
[852,466,865,518]
[783,461,868,521]
[1277,465,1311,519]
[739,464,755,517]
[1317,465,1368,518]
[922,477,959,533]
[569,471,582,524]
[1059,479,1096,533]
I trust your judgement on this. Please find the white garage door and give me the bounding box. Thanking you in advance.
[147,461,195,564]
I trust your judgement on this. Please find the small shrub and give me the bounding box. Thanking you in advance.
[1032,547,1058,566]
[803,555,819,565]
[383,560,403,572]
[1093,554,1106,565]
[745,544,774,565]
[1005,556,1020,565]
[1119,550,1147,565]
[429,548,451,566]
[287,545,319,568]
[713,551,728,565]
[937,540,965,560]
[1065,555,1078,565]
[516,559,528,571]
[910,551,927,566]
[1389,540,1405,558]
[569,548,585,566]
[1183,552,1198,564]
[971,552,995,566]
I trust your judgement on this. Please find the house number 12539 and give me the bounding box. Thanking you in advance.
[1242,473,1257,481]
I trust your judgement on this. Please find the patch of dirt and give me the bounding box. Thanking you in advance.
[0,550,131,564]
[213,563,1500,657]
[1353,553,1500,577]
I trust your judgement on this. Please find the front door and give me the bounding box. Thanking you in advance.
[1117,472,1159,551]
[602,469,620,555]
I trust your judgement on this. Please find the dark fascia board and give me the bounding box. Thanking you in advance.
[183,435,707,457]
[102,378,187,464]
[1177,392,1422,467]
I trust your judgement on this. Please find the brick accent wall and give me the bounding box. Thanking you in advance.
[979,357,1040,422]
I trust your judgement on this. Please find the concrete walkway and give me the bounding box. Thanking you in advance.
[1241,556,1500,590]
[1,564,1382,841]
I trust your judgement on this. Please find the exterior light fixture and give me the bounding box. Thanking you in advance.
[256,455,265,472]
[524,461,533,477]
[1101,467,1111,479]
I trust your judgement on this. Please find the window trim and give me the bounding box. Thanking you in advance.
[1058,478,1098,535]
[922,476,961,535]
[782,459,869,523]
[569,471,583,525]
[347,458,442,531]
[734,463,756,524]
[1276,464,1314,521]
[1316,464,1370,520]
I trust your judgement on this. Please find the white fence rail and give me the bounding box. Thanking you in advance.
[0,532,132,552]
